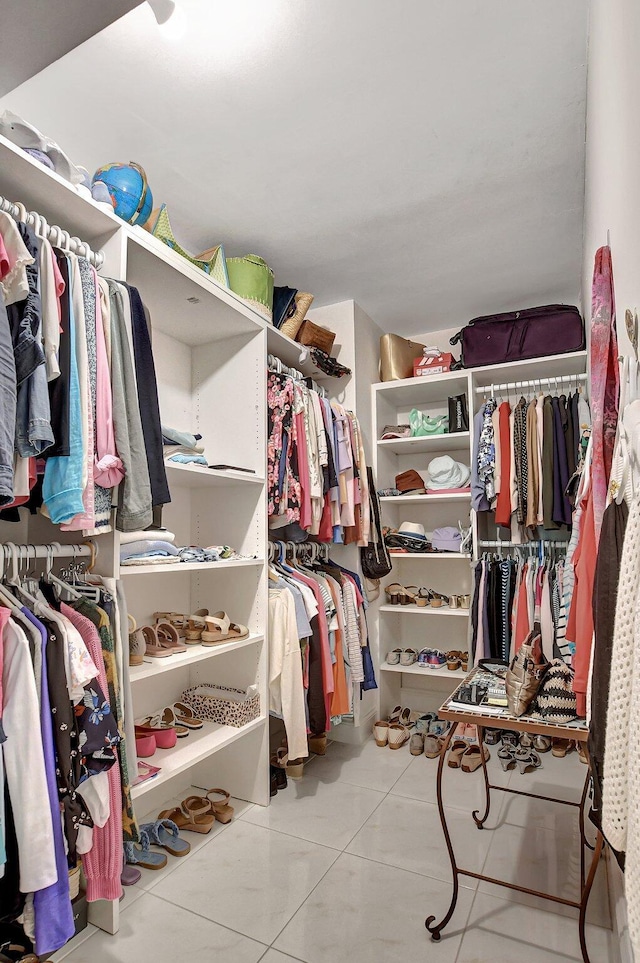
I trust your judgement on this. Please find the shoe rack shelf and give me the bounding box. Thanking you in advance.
[131,715,267,800]
[371,351,588,722]
[129,634,264,683]
[380,663,468,680]
[379,604,470,617]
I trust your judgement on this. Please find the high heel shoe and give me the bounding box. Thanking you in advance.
[498,745,516,771]
[515,748,542,774]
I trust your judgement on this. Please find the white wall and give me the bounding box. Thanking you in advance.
[583,2,639,959]
[583,0,640,359]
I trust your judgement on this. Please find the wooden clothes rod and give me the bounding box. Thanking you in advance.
[474,373,588,394]
[0,195,105,270]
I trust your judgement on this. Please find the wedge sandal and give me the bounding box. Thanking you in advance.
[140,818,191,857]
[183,608,209,643]
[373,720,389,746]
[206,788,235,824]
[388,723,410,749]
[201,611,250,645]
[158,799,215,834]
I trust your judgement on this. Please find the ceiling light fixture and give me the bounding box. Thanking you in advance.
[146,0,187,39]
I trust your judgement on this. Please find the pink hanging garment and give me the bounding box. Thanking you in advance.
[590,246,620,541]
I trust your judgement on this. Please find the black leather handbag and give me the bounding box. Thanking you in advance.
[360,468,392,580]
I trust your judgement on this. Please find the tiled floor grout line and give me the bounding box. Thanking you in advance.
[263,766,399,954]
[129,887,273,952]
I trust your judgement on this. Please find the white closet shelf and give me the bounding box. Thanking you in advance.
[126,231,266,346]
[380,662,468,679]
[165,461,265,489]
[372,371,469,406]
[380,603,470,617]
[380,492,471,504]
[388,551,471,560]
[131,715,266,799]
[120,558,263,575]
[377,432,470,454]
[472,351,588,387]
[129,634,264,683]
[266,325,342,381]
[0,133,122,240]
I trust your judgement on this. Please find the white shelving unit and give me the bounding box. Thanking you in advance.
[0,131,327,940]
[371,350,588,721]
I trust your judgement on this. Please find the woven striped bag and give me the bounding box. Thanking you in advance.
[531,659,578,723]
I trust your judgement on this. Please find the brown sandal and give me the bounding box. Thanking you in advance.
[206,788,234,823]
[158,798,215,834]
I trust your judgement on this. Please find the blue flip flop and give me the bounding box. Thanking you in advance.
[124,829,168,870]
[141,818,191,857]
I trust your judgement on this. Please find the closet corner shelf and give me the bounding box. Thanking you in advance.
[126,230,266,346]
[388,551,471,560]
[120,558,264,576]
[165,461,265,489]
[380,662,468,680]
[266,324,347,382]
[131,715,266,799]
[372,371,470,407]
[129,634,264,683]
[472,350,588,386]
[379,603,470,617]
[0,133,123,240]
[380,492,471,504]
[377,433,470,455]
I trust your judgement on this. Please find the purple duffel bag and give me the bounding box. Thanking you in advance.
[450,304,584,368]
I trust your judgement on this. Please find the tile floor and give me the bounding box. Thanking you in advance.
[56,738,616,963]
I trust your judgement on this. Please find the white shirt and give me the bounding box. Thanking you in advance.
[2,618,57,892]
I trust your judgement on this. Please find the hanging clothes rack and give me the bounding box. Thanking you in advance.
[0,195,105,270]
[267,353,326,398]
[0,540,95,562]
[474,373,588,396]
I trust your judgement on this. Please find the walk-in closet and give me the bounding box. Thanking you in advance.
[0,1,637,961]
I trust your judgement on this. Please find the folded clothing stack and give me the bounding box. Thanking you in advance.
[120,529,181,566]
[163,425,208,467]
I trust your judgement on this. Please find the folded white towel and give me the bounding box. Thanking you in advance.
[119,529,175,546]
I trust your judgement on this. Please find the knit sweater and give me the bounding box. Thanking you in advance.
[601,496,640,955]
[61,604,122,902]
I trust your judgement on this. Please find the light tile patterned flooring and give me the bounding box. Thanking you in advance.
[57,738,616,963]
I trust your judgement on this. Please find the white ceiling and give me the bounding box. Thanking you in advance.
[0,0,142,97]
[1,0,589,334]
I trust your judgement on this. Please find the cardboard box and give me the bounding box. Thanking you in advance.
[413,352,453,377]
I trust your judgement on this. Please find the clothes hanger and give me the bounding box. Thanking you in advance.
[44,541,83,601]
[0,546,21,611]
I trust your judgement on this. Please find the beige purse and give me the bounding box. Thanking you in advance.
[505,629,549,717]
[379,334,426,382]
